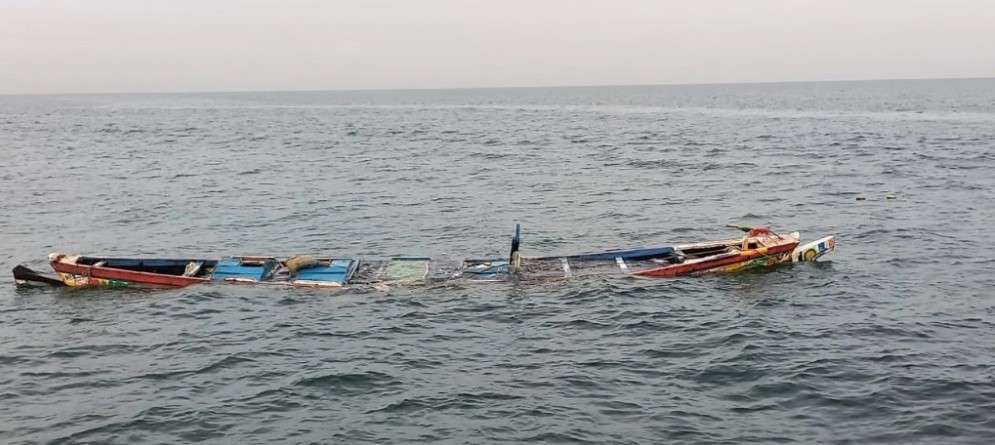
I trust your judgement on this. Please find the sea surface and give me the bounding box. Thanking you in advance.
[2,79,995,444]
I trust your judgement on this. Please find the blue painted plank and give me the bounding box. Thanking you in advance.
[536,246,675,262]
[212,257,275,281]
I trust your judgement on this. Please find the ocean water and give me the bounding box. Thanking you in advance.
[1,79,994,444]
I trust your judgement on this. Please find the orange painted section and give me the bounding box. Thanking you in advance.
[632,240,798,278]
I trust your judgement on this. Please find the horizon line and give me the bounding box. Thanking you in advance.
[3,75,993,97]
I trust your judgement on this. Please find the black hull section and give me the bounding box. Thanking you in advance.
[12,265,66,287]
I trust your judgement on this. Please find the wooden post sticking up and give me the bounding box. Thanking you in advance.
[509,224,521,274]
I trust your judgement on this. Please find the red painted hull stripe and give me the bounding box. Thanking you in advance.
[50,262,209,287]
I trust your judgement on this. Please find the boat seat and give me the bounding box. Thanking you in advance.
[292,259,355,285]
[651,253,686,264]
[212,257,277,282]
[561,258,572,277]
[462,260,509,279]
[615,257,629,272]
[383,257,430,283]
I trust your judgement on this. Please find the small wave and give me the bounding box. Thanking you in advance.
[47,344,137,359]
[642,347,698,359]
[136,354,256,380]
[294,371,399,392]
[365,391,525,414]
[519,430,601,444]
[545,319,612,330]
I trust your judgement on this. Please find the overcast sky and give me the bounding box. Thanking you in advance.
[2,0,994,94]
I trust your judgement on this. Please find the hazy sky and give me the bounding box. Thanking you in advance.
[2,0,994,94]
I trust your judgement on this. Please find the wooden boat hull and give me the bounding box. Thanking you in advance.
[25,227,835,289]
[631,240,799,278]
[49,254,213,288]
[516,228,824,280]
[50,262,211,288]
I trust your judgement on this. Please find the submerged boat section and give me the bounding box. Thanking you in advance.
[291,258,356,288]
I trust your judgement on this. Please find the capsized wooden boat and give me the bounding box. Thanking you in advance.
[12,225,835,289]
